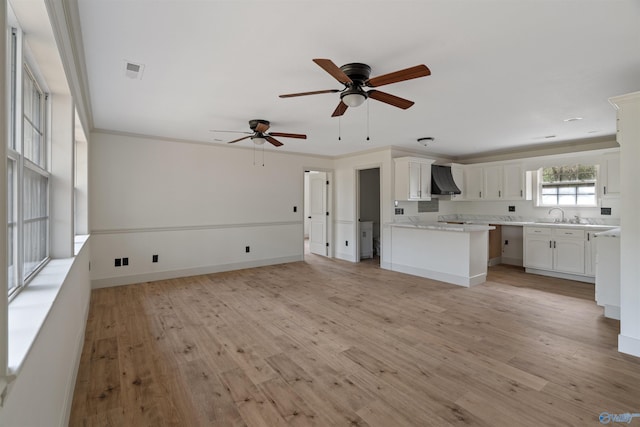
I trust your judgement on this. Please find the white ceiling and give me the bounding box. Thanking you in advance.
[74,0,640,158]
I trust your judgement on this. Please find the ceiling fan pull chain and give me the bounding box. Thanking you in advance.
[338,116,342,141]
[262,143,265,167]
[366,99,370,141]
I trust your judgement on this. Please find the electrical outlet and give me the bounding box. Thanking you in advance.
[395,208,404,215]
[601,207,612,215]
[504,240,509,245]
[293,206,297,213]
[122,257,129,266]
[114,258,121,267]
[245,246,250,253]
[152,254,158,263]
[345,240,349,246]
[508,205,515,212]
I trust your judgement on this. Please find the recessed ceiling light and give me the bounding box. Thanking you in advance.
[417,137,434,147]
[563,117,583,122]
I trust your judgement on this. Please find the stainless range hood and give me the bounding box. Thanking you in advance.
[431,165,461,195]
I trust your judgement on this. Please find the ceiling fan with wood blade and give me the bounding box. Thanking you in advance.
[279,59,430,117]
[209,119,307,147]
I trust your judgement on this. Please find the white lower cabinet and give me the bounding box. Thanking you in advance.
[524,227,586,278]
[553,235,585,274]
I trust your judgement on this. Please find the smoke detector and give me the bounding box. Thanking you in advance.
[417,137,434,147]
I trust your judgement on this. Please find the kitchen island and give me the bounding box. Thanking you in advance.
[388,222,495,287]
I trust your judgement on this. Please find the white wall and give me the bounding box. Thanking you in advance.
[333,148,397,265]
[89,132,331,286]
[0,243,91,427]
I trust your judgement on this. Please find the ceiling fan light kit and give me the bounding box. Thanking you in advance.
[341,90,367,107]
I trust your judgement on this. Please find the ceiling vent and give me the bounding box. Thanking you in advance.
[124,61,145,80]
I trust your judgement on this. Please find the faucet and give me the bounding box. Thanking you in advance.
[548,207,565,223]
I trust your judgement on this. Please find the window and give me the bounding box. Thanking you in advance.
[539,164,597,207]
[7,31,50,298]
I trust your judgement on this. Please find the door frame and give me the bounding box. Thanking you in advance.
[303,167,333,258]
[355,164,383,262]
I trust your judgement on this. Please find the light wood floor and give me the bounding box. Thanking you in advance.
[70,255,640,426]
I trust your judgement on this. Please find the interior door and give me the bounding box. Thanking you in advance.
[309,172,328,256]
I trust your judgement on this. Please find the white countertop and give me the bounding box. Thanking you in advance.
[523,222,617,230]
[595,227,621,238]
[390,222,495,232]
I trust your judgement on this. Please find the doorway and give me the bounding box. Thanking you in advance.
[304,170,332,257]
[357,167,381,264]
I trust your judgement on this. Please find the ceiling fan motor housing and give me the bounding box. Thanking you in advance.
[339,63,372,85]
[248,119,270,131]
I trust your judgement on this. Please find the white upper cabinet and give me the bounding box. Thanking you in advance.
[483,164,524,200]
[483,165,503,200]
[600,153,620,197]
[394,157,435,201]
[464,166,484,200]
[462,163,524,201]
[502,164,525,200]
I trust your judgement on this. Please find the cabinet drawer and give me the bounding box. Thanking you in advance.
[553,228,585,239]
[526,227,551,236]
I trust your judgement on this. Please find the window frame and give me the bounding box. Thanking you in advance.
[7,27,51,301]
[536,164,599,208]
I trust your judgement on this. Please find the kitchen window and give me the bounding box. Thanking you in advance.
[538,164,597,207]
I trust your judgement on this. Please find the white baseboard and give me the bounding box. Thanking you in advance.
[619,334,640,358]
[390,263,486,287]
[501,257,523,267]
[524,267,595,284]
[91,255,303,288]
[604,305,621,320]
[488,257,502,267]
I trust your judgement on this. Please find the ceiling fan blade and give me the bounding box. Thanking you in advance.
[269,132,307,139]
[331,101,348,117]
[226,135,252,144]
[279,89,340,98]
[265,136,283,147]
[368,90,415,109]
[255,122,270,133]
[209,130,251,134]
[313,59,353,84]
[366,64,431,88]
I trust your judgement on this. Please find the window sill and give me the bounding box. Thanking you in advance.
[7,235,89,375]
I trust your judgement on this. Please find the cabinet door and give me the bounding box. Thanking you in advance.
[483,165,503,200]
[525,237,553,270]
[419,162,431,200]
[464,166,484,200]
[408,162,422,199]
[554,238,585,274]
[503,164,524,200]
